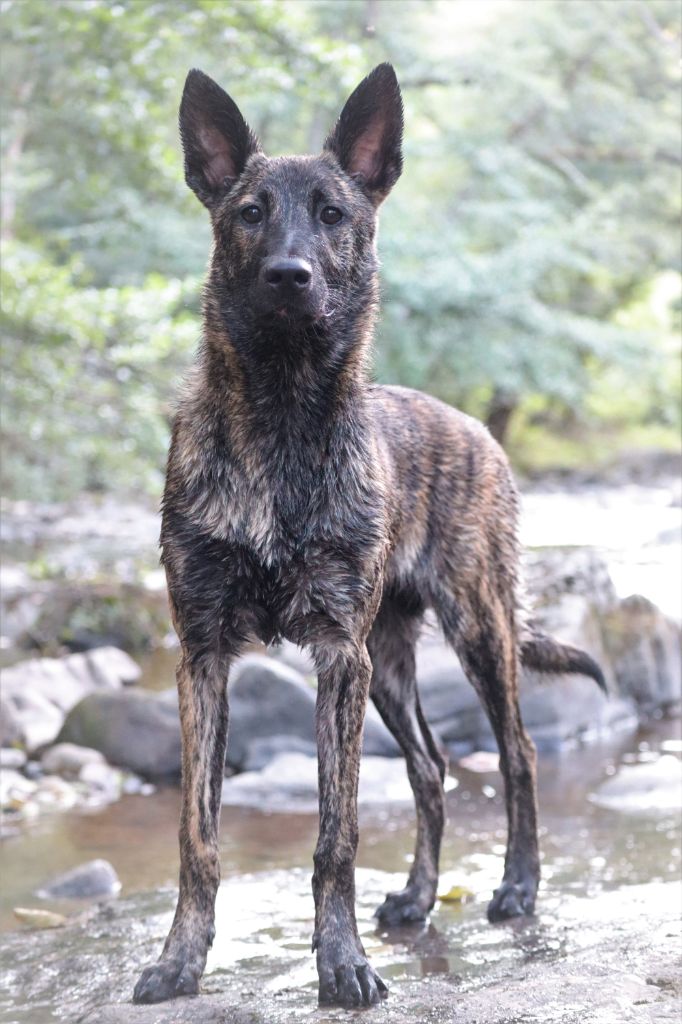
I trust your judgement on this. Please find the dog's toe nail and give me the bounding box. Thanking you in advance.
[336,965,363,1008]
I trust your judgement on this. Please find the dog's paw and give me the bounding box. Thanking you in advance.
[374,885,432,926]
[132,958,201,1004]
[318,958,388,1008]
[487,879,536,922]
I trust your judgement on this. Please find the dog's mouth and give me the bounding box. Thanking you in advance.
[257,294,327,326]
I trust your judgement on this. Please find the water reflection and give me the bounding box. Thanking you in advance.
[377,921,452,977]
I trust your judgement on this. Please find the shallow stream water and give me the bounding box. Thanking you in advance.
[1,476,680,1020]
[1,718,679,1022]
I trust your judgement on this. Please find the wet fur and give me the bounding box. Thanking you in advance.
[132,64,605,1010]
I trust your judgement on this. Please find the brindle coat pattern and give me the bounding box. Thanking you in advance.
[132,64,605,1010]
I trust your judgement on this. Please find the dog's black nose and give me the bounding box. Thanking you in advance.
[262,257,312,291]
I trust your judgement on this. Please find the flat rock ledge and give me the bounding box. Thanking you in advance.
[77,883,681,1024]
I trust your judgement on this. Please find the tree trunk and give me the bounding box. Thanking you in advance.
[485,389,518,448]
[1,79,35,241]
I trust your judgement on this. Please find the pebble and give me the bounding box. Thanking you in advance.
[42,742,106,779]
[459,751,500,773]
[0,769,37,809]
[78,761,122,802]
[0,748,27,769]
[35,775,79,809]
[121,774,155,796]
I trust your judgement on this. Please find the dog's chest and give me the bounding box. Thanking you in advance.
[196,456,334,558]
[166,403,389,647]
[192,458,385,645]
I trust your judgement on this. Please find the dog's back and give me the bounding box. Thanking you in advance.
[372,383,518,586]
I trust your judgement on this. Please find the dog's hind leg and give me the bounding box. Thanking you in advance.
[133,641,234,1004]
[368,591,446,926]
[435,585,539,921]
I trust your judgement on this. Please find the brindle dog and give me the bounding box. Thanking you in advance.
[132,64,605,1010]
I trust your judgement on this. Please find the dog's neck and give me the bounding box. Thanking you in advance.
[198,288,377,459]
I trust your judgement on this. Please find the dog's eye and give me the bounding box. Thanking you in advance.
[320,206,343,225]
[241,205,263,224]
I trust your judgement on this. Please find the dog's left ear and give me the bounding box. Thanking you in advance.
[324,63,403,206]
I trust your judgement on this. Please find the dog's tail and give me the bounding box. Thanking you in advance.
[519,624,607,695]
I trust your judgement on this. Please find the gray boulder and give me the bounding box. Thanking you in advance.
[85,647,142,688]
[1,695,23,747]
[515,588,634,751]
[227,656,316,770]
[1,687,64,752]
[58,690,181,778]
[41,742,106,778]
[363,702,401,756]
[409,549,667,752]
[514,675,636,753]
[602,595,681,712]
[0,648,141,753]
[242,735,317,772]
[0,565,50,648]
[78,761,123,802]
[416,628,484,749]
[523,545,620,615]
[37,859,121,900]
[227,655,398,770]
[222,752,412,812]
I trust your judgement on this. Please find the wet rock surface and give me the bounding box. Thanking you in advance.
[2,876,679,1024]
[1,722,680,1022]
[591,753,682,813]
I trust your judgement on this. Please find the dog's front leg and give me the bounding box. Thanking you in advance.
[133,648,230,1004]
[311,643,388,1008]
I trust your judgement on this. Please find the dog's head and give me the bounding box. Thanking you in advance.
[179,65,403,329]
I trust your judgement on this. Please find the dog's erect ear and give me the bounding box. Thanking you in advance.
[179,69,261,208]
[324,63,403,206]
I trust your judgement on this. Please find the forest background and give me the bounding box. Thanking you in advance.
[2,0,680,502]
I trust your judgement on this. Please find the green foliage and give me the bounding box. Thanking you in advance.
[1,242,200,498]
[376,0,681,425]
[1,0,680,499]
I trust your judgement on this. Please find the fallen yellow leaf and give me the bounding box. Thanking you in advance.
[13,907,67,929]
[437,885,474,904]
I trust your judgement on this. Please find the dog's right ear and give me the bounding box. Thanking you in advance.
[179,69,261,208]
